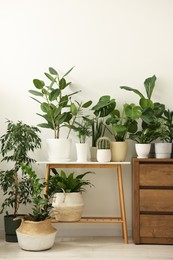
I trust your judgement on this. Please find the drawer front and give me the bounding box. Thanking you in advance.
[140,189,173,212]
[140,215,173,239]
[139,164,173,186]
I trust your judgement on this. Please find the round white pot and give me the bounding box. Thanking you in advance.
[52,192,84,222]
[135,143,151,158]
[111,141,128,162]
[155,143,172,158]
[97,149,111,162]
[16,219,57,251]
[47,138,71,162]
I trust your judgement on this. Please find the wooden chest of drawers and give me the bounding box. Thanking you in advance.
[132,158,173,244]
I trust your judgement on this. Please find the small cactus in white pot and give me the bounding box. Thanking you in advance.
[96,137,111,162]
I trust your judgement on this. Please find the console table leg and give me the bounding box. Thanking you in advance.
[117,165,128,243]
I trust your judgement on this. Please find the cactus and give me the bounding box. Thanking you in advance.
[96,137,111,149]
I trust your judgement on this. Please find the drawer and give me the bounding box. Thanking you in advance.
[140,215,173,239]
[140,189,173,212]
[139,164,173,186]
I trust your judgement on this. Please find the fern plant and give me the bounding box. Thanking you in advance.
[48,169,94,194]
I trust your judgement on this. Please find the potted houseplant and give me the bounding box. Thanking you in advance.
[48,169,94,222]
[96,136,111,162]
[120,75,165,158]
[0,120,41,242]
[154,108,173,158]
[106,103,142,161]
[16,163,57,251]
[29,66,80,161]
[89,95,116,161]
[68,100,92,162]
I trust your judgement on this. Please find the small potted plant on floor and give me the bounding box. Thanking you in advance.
[48,169,94,222]
[16,164,57,251]
[0,120,41,242]
[29,66,80,161]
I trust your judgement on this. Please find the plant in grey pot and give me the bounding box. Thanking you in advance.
[0,120,41,242]
[16,164,56,251]
[29,66,80,161]
[120,75,165,158]
[48,169,94,222]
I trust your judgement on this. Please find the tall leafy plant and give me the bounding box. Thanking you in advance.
[0,120,41,217]
[29,66,80,139]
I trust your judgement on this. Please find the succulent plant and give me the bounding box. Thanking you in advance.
[96,136,111,149]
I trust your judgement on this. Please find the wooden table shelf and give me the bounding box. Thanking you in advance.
[38,161,130,243]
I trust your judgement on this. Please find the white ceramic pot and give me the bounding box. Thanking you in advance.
[52,192,84,222]
[111,141,128,162]
[155,143,172,158]
[47,138,71,162]
[76,143,89,162]
[135,143,151,158]
[97,149,111,162]
[16,219,57,251]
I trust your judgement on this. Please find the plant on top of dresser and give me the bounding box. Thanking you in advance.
[0,120,41,242]
[48,169,94,222]
[16,163,56,251]
[29,66,80,162]
[120,75,165,158]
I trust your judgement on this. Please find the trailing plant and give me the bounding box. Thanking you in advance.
[96,137,111,149]
[0,120,41,217]
[48,169,94,194]
[29,66,80,139]
[20,163,52,222]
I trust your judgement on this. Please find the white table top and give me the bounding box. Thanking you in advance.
[37,161,131,165]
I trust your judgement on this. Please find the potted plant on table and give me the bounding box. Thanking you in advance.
[106,103,142,161]
[16,164,57,251]
[48,168,94,222]
[29,66,80,162]
[120,75,165,158]
[89,95,116,161]
[0,120,41,242]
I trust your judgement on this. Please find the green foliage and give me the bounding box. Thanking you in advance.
[120,75,166,143]
[48,169,94,194]
[106,103,142,141]
[0,120,41,216]
[20,164,52,222]
[29,66,80,138]
[159,109,173,143]
[90,96,116,146]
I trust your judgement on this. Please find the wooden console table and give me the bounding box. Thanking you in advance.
[38,161,130,243]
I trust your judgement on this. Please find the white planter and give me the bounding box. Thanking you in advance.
[135,143,151,158]
[155,143,172,158]
[76,143,89,162]
[111,141,128,162]
[47,138,71,162]
[16,219,57,251]
[97,149,111,162]
[52,192,84,222]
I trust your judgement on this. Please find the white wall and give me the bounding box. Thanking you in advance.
[0,0,173,237]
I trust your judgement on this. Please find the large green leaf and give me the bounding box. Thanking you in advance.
[144,75,156,99]
[49,89,60,101]
[49,67,58,75]
[29,90,43,97]
[59,78,67,90]
[120,86,144,99]
[33,79,45,89]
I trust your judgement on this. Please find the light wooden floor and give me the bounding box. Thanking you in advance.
[0,236,173,260]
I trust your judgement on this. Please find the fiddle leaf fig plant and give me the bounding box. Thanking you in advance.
[0,120,41,217]
[29,66,80,139]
